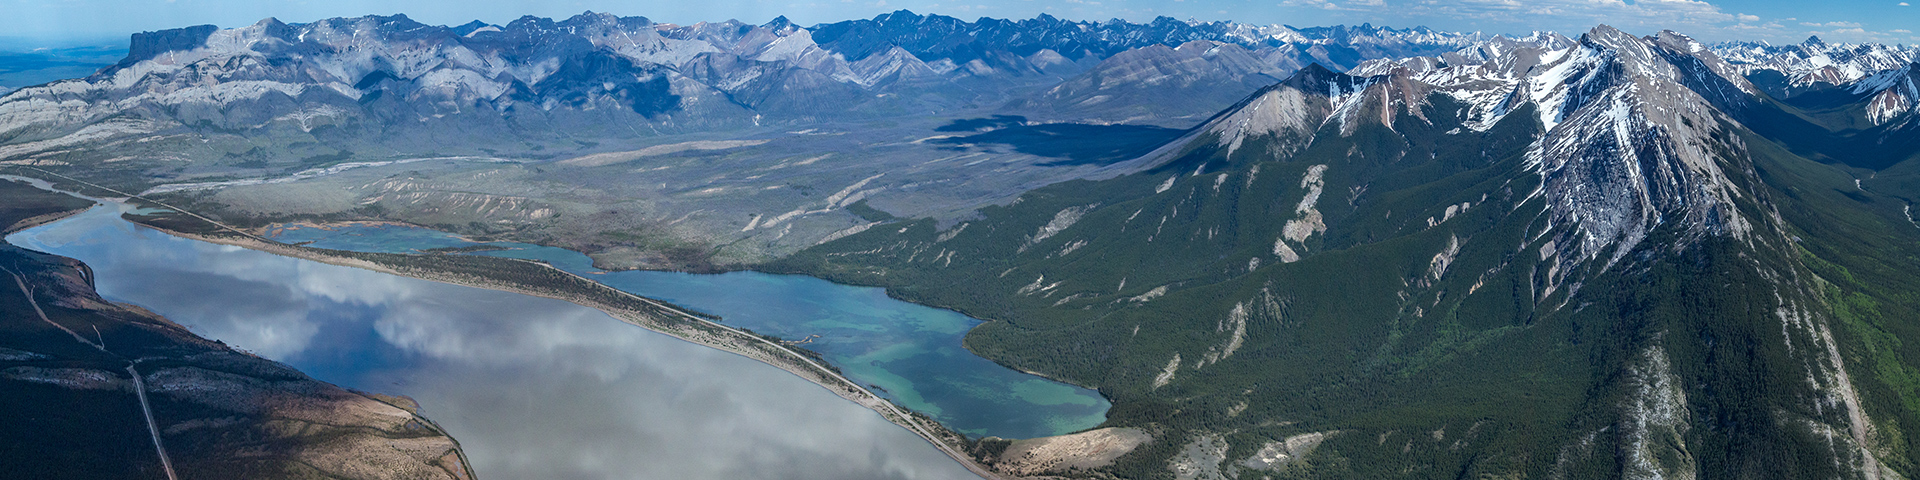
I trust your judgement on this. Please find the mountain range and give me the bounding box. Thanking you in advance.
[0,12,1483,164]
[778,24,1920,480]
[7,10,1920,480]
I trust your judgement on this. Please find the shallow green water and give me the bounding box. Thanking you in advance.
[268,223,1110,438]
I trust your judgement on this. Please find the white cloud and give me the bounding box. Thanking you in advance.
[1280,0,1345,10]
[1347,0,1748,36]
[1902,2,1912,6]
[1801,26,1909,44]
[1270,0,1882,44]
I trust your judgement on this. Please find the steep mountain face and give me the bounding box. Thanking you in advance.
[1350,32,1577,77]
[1852,63,1920,126]
[779,25,1920,479]
[1001,21,1483,124]
[0,13,1515,276]
[1715,36,1917,98]
[1727,56,1920,171]
[15,13,1920,478]
[0,12,1488,167]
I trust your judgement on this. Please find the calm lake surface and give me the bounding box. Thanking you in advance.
[8,205,981,480]
[265,222,1110,439]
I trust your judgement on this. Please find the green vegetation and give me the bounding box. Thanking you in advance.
[0,176,95,233]
[774,85,1920,477]
[846,199,898,222]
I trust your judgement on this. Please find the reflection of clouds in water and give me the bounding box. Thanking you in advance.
[10,207,977,480]
[372,294,658,369]
[370,287,975,479]
[186,242,419,307]
[104,267,321,359]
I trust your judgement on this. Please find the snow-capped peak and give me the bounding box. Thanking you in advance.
[1711,36,1917,90]
[1851,63,1920,125]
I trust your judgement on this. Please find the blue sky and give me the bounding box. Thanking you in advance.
[1,0,1910,46]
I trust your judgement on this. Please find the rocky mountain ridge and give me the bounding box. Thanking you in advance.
[0,11,1493,163]
[1713,36,1918,97]
[780,23,1920,479]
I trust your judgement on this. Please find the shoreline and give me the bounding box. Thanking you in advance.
[3,207,89,235]
[142,223,1013,480]
[2,166,1024,479]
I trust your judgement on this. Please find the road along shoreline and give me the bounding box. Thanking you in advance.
[146,222,1012,479]
[7,166,1017,479]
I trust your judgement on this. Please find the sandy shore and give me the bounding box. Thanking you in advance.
[4,208,89,235]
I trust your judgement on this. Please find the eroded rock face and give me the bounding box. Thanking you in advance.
[1238,431,1330,472]
[1169,433,1229,480]
[980,427,1152,477]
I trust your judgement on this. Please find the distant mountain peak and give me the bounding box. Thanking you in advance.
[763,15,795,31]
[1579,24,1638,49]
[451,20,494,36]
[1711,33,1916,92]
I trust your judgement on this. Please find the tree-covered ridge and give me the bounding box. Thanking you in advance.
[774,29,1920,479]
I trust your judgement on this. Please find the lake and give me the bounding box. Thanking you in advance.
[265,222,1110,439]
[8,204,982,480]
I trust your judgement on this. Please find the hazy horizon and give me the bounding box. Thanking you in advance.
[0,0,1910,46]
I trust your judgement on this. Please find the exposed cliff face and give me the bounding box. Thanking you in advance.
[1850,63,1920,126]
[780,24,1920,479]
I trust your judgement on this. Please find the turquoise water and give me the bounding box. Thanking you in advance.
[268,223,1110,438]
[9,206,979,480]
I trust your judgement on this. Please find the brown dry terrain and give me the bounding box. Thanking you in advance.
[0,178,474,480]
[975,427,1153,477]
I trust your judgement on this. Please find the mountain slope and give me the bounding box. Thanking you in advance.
[0,13,1528,276]
[0,12,1489,168]
[1716,36,1917,98]
[1008,40,1293,126]
[775,25,1920,479]
[1853,63,1920,126]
